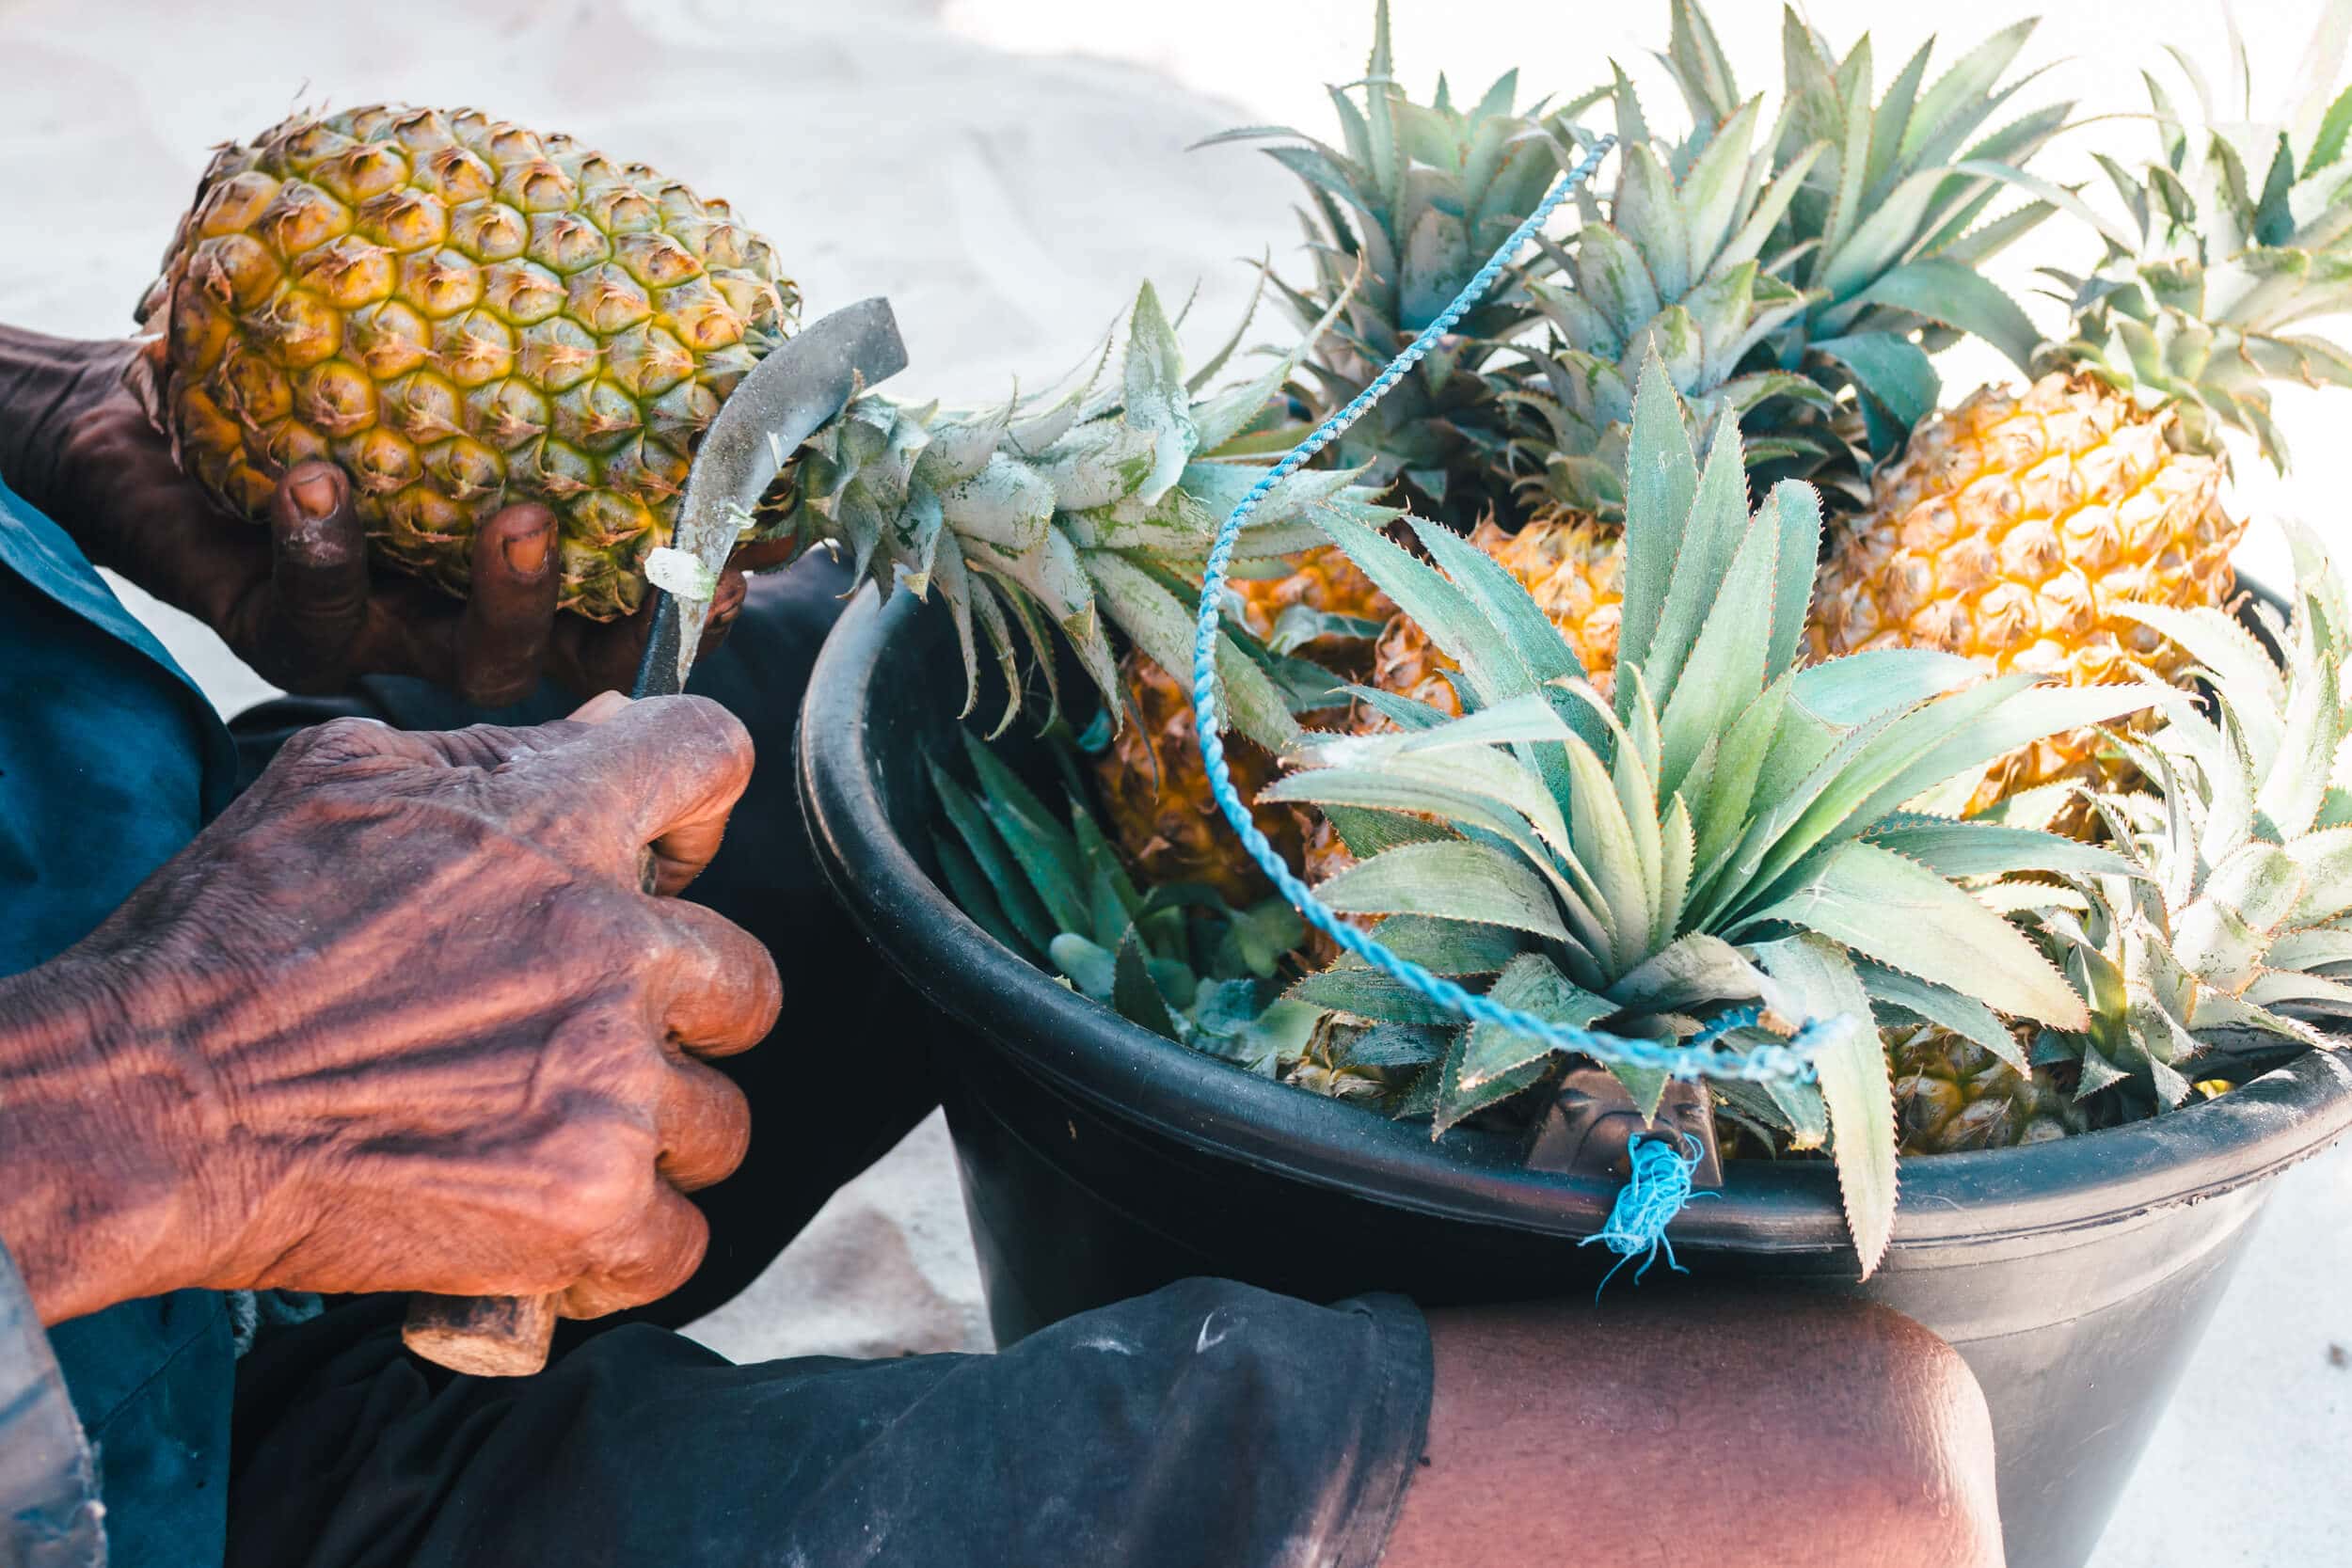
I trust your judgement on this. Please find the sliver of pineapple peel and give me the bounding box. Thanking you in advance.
[134,105,799,621]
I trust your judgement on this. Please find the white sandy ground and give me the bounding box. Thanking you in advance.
[0,1,2345,1560]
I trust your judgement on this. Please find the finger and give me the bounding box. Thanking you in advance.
[342,570,463,688]
[455,503,559,707]
[653,1055,753,1192]
[550,593,659,698]
[650,897,783,1056]
[403,717,598,772]
[501,694,755,891]
[255,462,370,689]
[557,1182,709,1319]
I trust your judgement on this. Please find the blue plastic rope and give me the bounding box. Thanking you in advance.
[1578,1133,1710,1296]
[1188,133,1834,1088]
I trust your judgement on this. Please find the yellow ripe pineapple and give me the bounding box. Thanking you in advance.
[1369,8,2065,736]
[1811,35,2352,806]
[1094,651,1306,906]
[1093,545,1389,897]
[135,105,798,620]
[1810,374,2230,807]
[1370,513,1623,722]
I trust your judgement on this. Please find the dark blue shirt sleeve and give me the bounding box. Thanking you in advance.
[2,473,240,1568]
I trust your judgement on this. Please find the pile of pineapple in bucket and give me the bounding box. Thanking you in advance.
[901,0,2352,1278]
[127,0,2352,1289]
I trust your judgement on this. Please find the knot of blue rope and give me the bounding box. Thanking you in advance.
[1578,1133,1709,1298]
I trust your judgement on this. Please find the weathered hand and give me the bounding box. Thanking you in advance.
[1,327,752,702]
[0,695,781,1324]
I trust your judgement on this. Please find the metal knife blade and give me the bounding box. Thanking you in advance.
[629,297,908,697]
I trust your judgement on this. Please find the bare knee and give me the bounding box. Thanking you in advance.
[1381,1293,2002,1568]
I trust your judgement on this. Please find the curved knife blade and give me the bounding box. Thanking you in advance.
[632,297,908,696]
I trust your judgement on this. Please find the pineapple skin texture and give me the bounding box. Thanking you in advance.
[135,106,799,621]
[1094,546,1388,900]
[1095,653,1305,906]
[1809,373,2235,804]
[1890,1025,2088,1154]
[1373,513,1624,719]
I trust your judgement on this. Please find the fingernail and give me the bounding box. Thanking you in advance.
[504,528,551,575]
[289,469,341,520]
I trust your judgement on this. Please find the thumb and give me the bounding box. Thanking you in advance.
[259,461,370,691]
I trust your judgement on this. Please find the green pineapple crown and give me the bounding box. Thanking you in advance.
[2042,3,2352,467]
[1510,1,2073,523]
[1200,0,1597,521]
[765,278,1395,751]
[2019,517,2352,1108]
[1274,355,2169,1271]
[930,728,1324,1077]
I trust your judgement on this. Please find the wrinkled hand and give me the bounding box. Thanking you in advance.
[9,330,757,703]
[0,695,781,1323]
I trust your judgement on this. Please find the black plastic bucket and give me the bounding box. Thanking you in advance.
[799,588,2352,1568]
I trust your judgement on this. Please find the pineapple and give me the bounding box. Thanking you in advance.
[762,279,1394,754]
[134,105,798,619]
[1376,3,2066,711]
[1093,650,1305,906]
[1889,1023,2090,1153]
[1093,546,1390,899]
[1370,514,1622,715]
[1887,517,2352,1142]
[1811,19,2352,804]
[930,727,1323,1078]
[1203,0,1595,526]
[1272,360,2163,1272]
[2025,519,2352,1111]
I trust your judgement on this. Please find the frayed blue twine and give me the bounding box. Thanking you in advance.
[1579,1133,1712,1299]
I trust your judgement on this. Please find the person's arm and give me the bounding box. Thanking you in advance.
[1381,1294,2004,1568]
[0,325,758,702]
[0,693,778,1324]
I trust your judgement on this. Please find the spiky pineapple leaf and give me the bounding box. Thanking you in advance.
[1856,960,2027,1071]
[1657,475,1779,795]
[1112,927,1182,1039]
[1861,815,2137,879]
[1315,841,1572,940]
[1456,953,1617,1091]
[1836,681,2180,834]
[1753,935,1898,1278]
[961,734,1089,932]
[1084,552,1297,753]
[1642,419,1754,713]
[1745,839,2090,1029]
[1288,965,1466,1025]
[1050,932,1118,1002]
[929,760,1055,953]
[1614,355,1701,681]
[1834,256,2042,370]
[1264,758,1567,864]
[1364,915,1528,975]
[1607,932,1771,1015]
[934,829,1027,958]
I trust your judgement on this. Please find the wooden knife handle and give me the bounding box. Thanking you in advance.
[402,1291,560,1376]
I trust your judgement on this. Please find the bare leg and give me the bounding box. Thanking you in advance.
[1381,1292,2003,1568]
